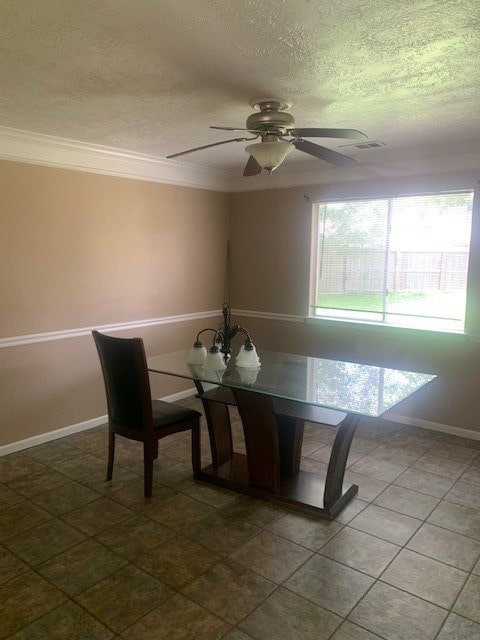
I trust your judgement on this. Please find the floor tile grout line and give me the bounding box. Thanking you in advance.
[374,576,463,615]
[403,538,480,574]
[314,535,402,580]
[433,611,480,640]
[433,615,450,640]
[341,576,451,639]
[3,490,471,608]
[415,516,480,546]
[3,414,480,637]
[447,569,476,620]
[17,516,235,638]
[341,446,479,505]
[0,545,123,637]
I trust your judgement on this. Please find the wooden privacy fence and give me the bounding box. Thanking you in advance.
[318,250,469,293]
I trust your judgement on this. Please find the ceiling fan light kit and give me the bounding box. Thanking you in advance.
[167,99,368,176]
[245,140,294,173]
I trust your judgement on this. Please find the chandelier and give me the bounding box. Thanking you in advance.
[187,304,260,370]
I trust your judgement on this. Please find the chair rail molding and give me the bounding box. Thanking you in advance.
[0,310,222,348]
[232,308,305,323]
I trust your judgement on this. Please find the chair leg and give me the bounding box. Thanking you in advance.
[107,427,115,481]
[143,441,154,498]
[191,417,201,476]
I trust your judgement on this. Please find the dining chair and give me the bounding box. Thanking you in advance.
[92,330,201,497]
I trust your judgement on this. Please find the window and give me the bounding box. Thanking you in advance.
[310,191,474,332]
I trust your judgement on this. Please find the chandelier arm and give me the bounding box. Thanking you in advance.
[195,328,220,345]
[236,326,253,343]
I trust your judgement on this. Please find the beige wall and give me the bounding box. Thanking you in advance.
[0,160,229,447]
[229,171,480,433]
[2,158,480,449]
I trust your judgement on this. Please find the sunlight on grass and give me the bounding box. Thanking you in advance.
[318,290,466,320]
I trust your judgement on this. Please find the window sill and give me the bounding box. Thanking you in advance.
[305,315,474,342]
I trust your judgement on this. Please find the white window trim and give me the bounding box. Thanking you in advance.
[309,189,476,335]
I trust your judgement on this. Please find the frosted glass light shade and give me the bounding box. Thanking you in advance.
[187,343,207,365]
[245,141,293,171]
[188,364,204,377]
[236,366,260,385]
[235,343,261,368]
[205,347,227,370]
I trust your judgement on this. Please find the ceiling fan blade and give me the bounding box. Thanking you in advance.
[294,139,356,167]
[167,136,256,159]
[210,126,249,132]
[210,126,262,134]
[243,155,262,177]
[290,128,367,140]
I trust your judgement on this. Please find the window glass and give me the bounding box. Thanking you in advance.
[310,191,474,332]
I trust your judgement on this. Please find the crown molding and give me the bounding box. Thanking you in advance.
[0,125,231,192]
[1,125,479,193]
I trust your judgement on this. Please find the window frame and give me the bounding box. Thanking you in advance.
[308,189,476,336]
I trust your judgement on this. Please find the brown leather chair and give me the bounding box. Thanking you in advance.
[92,330,201,497]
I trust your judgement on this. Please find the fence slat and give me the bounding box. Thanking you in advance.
[319,250,468,293]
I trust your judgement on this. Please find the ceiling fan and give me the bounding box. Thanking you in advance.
[167,100,367,176]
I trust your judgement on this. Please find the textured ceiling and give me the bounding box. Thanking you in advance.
[1,0,479,174]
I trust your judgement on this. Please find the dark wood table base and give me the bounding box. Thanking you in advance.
[195,384,360,520]
[195,456,358,520]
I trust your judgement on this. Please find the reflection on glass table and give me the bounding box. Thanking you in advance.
[148,349,435,519]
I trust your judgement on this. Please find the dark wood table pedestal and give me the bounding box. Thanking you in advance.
[194,383,359,520]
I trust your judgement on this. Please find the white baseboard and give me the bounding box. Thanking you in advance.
[159,388,197,403]
[0,388,197,457]
[3,394,479,458]
[0,415,108,457]
[387,413,480,441]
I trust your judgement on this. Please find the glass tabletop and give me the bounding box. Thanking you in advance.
[147,349,436,417]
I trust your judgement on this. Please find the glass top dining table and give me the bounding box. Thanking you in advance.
[147,348,435,519]
[147,348,435,417]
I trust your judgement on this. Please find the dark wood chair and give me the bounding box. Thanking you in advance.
[92,330,201,497]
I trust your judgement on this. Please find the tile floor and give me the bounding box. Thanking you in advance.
[1,398,480,639]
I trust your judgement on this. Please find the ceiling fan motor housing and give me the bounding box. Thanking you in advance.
[246,100,295,135]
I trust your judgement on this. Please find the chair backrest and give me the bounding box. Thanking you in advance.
[92,330,153,432]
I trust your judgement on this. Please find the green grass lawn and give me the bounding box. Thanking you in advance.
[318,290,465,319]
